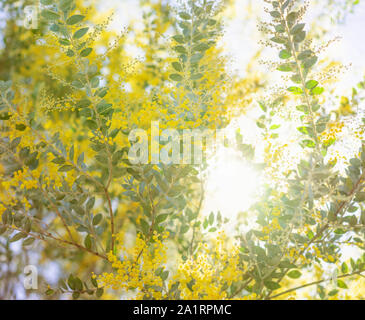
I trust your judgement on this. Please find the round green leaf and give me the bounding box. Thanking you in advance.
[287,270,302,279]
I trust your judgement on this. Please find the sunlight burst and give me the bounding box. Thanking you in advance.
[202,146,260,220]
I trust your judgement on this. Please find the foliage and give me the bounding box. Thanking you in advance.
[0,0,364,300]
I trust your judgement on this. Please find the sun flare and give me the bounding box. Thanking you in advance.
[203,146,260,220]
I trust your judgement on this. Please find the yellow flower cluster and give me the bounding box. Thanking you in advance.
[338,97,354,116]
[97,231,169,299]
[261,217,282,236]
[319,121,344,146]
[173,231,245,299]
[0,203,6,217]
[4,167,38,191]
[311,246,338,263]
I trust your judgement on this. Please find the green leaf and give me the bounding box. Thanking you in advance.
[50,23,60,32]
[140,219,150,235]
[286,11,298,23]
[181,225,189,234]
[66,49,74,57]
[91,277,98,288]
[271,36,287,44]
[337,279,348,289]
[350,158,361,167]
[96,100,112,114]
[193,43,210,52]
[190,73,203,80]
[73,27,89,39]
[281,0,290,10]
[84,120,98,130]
[58,165,73,172]
[155,267,163,276]
[303,56,318,69]
[0,112,12,120]
[40,0,53,4]
[72,80,84,88]
[23,238,35,246]
[297,126,309,134]
[16,124,26,131]
[59,38,71,46]
[316,123,326,133]
[312,103,320,112]
[275,24,285,33]
[270,11,281,18]
[173,45,187,54]
[301,139,316,148]
[41,10,60,20]
[270,124,281,130]
[59,0,73,12]
[311,87,324,95]
[80,48,92,57]
[76,99,91,108]
[278,63,294,72]
[77,152,84,167]
[355,192,365,202]
[288,86,303,95]
[287,270,302,279]
[291,74,301,83]
[209,212,214,225]
[69,145,74,161]
[258,101,267,112]
[256,121,265,129]
[84,234,92,249]
[86,197,95,211]
[172,35,185,44]
[169,74,183,81]
[305,80,318,90]
[172,62,182,72]
[9,232,27,242]
[293,31,306,43]
[10,137,21,148]
[66,15,85,25]
[328,289,339,296]
[290,23,305,34]
[92,214,103,226]
[68,274,76,290]
[161,270,169,281]
[298,50,313,60]
[90,77,100,88]
[72,292,80,299]
[45,288,54,295]
[179,12,191,20]
[279,50,291,59]
[74,277,83,291]
[191,53,203,63]
[96,288,104,298]
[264,280,281,290]
[156,214,169,224]
[95,87,108,98]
